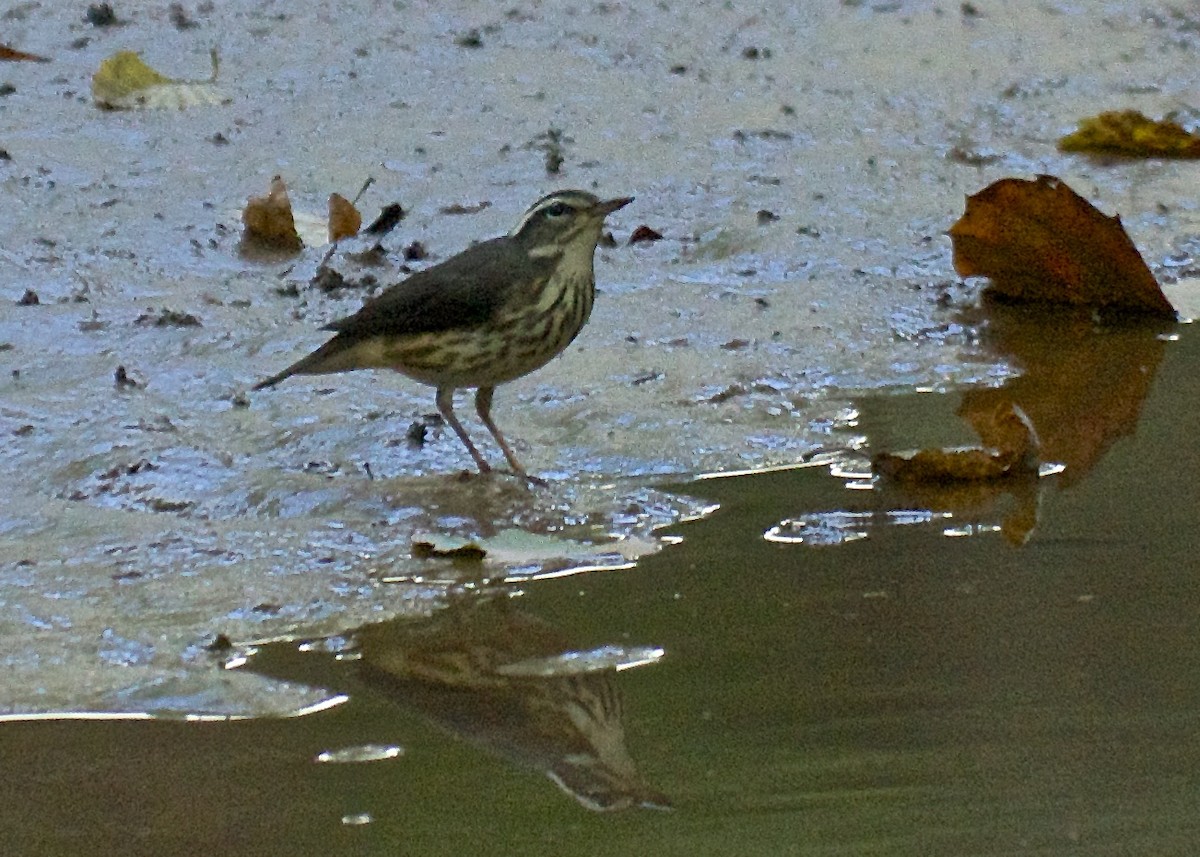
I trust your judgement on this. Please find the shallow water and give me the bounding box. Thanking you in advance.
[4,315,1198,855]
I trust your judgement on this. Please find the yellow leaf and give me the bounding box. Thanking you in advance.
[1059,109,1200,158]
[92,49,228,110]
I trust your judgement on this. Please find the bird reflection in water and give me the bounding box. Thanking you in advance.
[355,594,671,812]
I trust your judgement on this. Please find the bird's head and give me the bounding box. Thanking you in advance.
[509,190,633,259]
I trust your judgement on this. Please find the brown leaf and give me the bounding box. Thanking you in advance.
[1058,109,1200,158]
[240,175,302,253]
[949,174,1175,317]
[628,225,663,245]
[327,193,362,243]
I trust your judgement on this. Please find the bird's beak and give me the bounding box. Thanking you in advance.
[596,196,634,215]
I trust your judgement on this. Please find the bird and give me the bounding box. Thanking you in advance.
[253,189,633,480]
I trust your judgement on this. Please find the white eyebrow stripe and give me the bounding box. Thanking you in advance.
[508,192,598,237]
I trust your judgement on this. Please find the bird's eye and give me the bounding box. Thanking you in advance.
[543,202,570,219]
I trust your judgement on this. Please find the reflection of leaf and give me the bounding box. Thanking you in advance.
[873,401,1043,545]
[327,193,362,243]
[1059,110,1200,158]
[92,49,228,110]
[0,44,50,62]
[875,447,1010,483]
[239,175,303,254]
[873,403,1038,484]
[949,175,1175,317]
[962,304,1170,487]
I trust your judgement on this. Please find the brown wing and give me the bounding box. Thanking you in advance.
[252,236,555,390]
[323,236,553,341]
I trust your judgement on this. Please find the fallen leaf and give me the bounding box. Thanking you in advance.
[949,174,1175,317]
[1058,109,1200,158]
[0,44,50,63]
[92,49,229,110]
[327,193,362,243]
[240,175,303,253]
[629,225,663,245]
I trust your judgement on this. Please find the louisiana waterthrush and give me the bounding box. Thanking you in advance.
[254,190,633,479]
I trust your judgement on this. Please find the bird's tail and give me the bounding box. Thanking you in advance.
[252,337,355,390]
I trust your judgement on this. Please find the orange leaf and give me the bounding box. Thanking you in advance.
[240,175,302,253]
[327,193,362,243]
[949,174,1174,317]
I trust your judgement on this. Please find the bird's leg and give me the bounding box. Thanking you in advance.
[435,386,491,473]
[475,386,544,485]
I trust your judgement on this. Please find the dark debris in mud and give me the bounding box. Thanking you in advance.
[405,421,428,446]
[114,365,139,389]
[439,200,492,216]
[134,308,202,328]
[454,28,484,49]
[525,127,571,176]
[204,633,234,653]
[364,203,405,236]
[312,265,378,295]
[411,539,487,561]
[733,128,794,143]
[168,2,199,30]
[345,244,389,267]
[84,3,121,27]
[741,46,773,60]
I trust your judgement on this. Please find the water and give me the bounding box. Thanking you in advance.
[4,313,1198,855]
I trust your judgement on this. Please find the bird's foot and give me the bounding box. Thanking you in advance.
[516,471,549,488]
